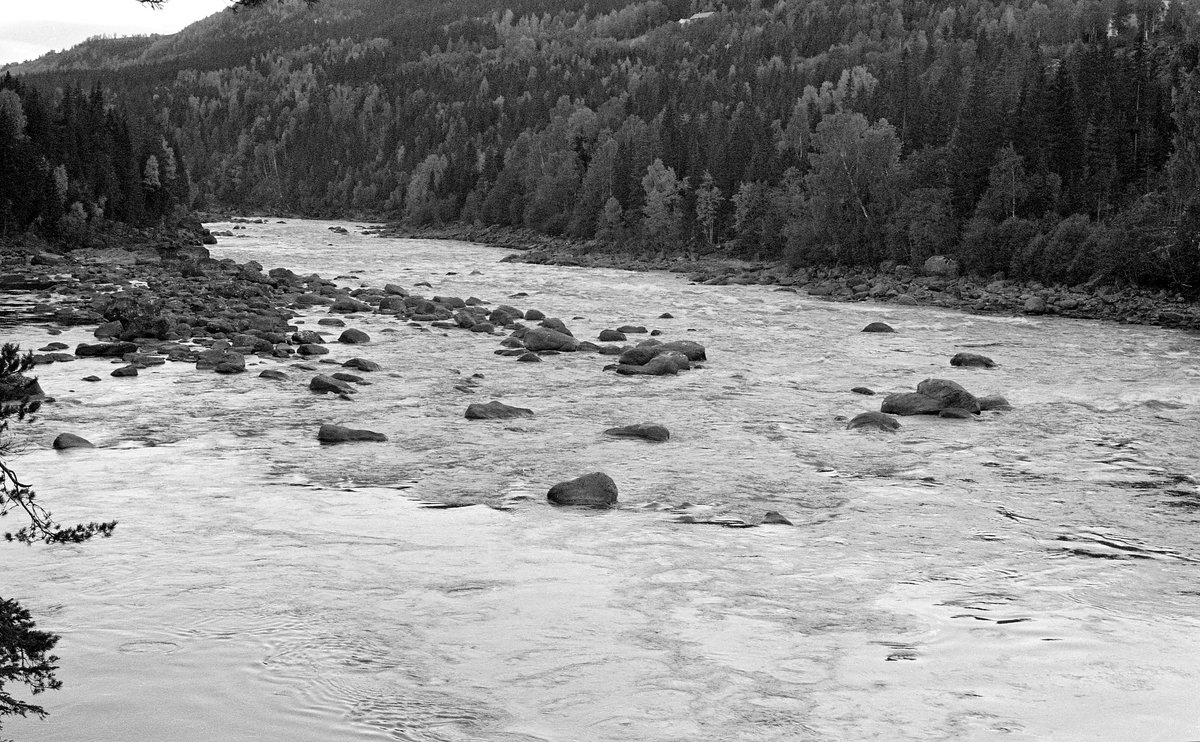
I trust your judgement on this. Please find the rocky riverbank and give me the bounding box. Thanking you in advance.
[379,223,1200,332]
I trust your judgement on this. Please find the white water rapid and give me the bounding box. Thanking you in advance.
[4,219,1200,741]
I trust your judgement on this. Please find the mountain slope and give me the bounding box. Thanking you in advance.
[6,0,1200,288]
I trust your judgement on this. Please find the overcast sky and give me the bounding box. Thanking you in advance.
[1,0,230,67]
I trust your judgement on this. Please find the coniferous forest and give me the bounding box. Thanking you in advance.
[5,0,1200,288]
[0,76,191,245]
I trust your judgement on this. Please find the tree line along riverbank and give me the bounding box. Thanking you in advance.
[8,0,1200,299]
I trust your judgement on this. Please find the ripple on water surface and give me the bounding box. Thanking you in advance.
[5,219,1200,741]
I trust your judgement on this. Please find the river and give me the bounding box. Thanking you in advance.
[4,218,1200,741]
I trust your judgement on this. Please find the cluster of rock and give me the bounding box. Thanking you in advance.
[6,235,721,516]
[880,378,1010,418]
[845,323,1013,432]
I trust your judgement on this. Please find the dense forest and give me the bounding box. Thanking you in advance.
[7,0,1200,287]
[0,75,191,245]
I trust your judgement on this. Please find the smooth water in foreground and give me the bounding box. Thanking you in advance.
[5,220,1200,741]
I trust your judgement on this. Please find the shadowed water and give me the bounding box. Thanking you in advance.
[5,219,1200,741]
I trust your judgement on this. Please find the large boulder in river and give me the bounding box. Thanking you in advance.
[465,401,534,419]
[53,432,95,449]
[880,392,943,416]
[75,342,139,357]
[310,374,356,395]
[317,423,388,443]
[291,330,324,345]
[615,351,690,376]
[213,352,246,374]
[917,378,980,413]
[195,349,245,373]
[522,327,580,352]
[618,340,705,367]
[329,296,372,313]
[547,472,618,507]
[603,423,670,442]
[880,379,980,416]
[338,328,370,344]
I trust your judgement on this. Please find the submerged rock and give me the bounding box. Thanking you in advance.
[465,401,534,419]
[761,511,793,526]
[862,322,895,333]
[847,411,901,431]
[950,352,997,368]
[603,423,670,442]
[938,408,975,419]
[317,423,388,443]
[343,358,382,372]
[978,394,1014,411]
[547,472,618,507]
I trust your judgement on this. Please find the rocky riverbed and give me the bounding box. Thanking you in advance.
[6,218,1200,742]
[0,226,715,503]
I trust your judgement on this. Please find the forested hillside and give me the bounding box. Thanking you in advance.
[0,74,190,245]
[8,0,1200,287]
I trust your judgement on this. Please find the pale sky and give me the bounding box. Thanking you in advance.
[0,0,231,68]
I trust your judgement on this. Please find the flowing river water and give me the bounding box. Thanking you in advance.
[4,219,1200,741]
